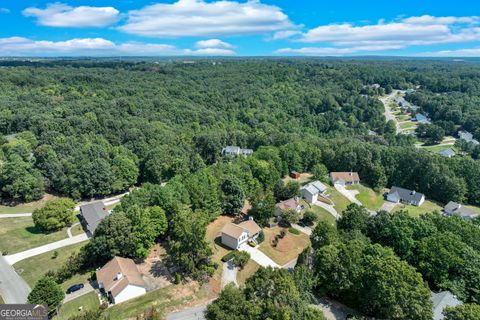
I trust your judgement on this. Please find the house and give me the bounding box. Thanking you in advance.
[386,186,425,206]
[367,130,378,136]
[96,256,146,304]
[220,218,261,249]
[79,201,109,235]
[275,198,302,219]
[300,180,327,204]
[221,146,254,157]
[458,130,480,145]
[405,88,416,95]
[290,171,300,179]
[329,172,360,186]
[444,201,479,220]
[431,291,462,320]
[438,148,456,158]
[413,113,429,123]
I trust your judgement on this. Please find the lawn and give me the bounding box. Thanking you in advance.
[0,217,70,254]
[346,184,384,211]
[0,194,59,214]
[399,121,416,129]
[326,186,351,215]
[300,200,336,225]
[205,216,234,283]
[102,283,208,320]
[392,200,443,217]
[55,292,99,320]
[14,242,89,288]
[420,144,457,153]
[258,227,310,266]
[70,223,85,236]
[0,295,4,304]
[282,172,313,186]
[237,260,260,287]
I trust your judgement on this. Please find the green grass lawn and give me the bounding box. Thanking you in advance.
[0,217,71,254]
[102,284,208,320]
[237,260,260,287]
[258,227,310,266]
[326,186,351,215]
[106,202,119,211]
[282,172,313,186]
[300,200,336,225]
[56,292,100,320]
[70,223,85,236]
[346,184,384,211]
[0,295,4,304]
[392,200,443,217]
[0,194,59,214]
[420,144,457,153]
[399,121,416,129]
[14,242,89,288]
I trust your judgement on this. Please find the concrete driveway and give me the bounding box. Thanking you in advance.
[166,304,207,320]
[221,261,238,289]
[314,201,340,220]
[334,184,362,206]
[63,282,95,303]
[379,201,397,213]
[0,255,30,303]
[238,243,279,268]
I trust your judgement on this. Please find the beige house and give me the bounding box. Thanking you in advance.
[221,219,261,249]
[329,172,360,186]
[96,256,146,304]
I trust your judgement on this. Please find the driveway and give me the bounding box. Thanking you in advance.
[379,201,397,213]
[63,282,95,303]
[314,201,340,220]
[0,255,31,303]
[0,213,32,218]
[166,304,207,320]
[238,243,279,268]
[221,261,238,289]
[291,224,312,236]
[334,184,362,206]
[5,233,89,265]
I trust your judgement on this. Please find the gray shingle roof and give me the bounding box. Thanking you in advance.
[444,201,479,219]
[438,148,456,157]
[388,186,424,204]
[301,180,327,196]
[80,201,108,234]
[431,291,462,320]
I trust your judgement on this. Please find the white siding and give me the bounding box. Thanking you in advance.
[221,231,248,249]
[113,284,146,304]
[301,190,318,204]
[417,196,425,207]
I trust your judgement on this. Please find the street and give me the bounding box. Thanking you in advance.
[0,255,31,303]
[166,304,207,320]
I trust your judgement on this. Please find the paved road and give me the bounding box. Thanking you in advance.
[63,282,95,303]
[221,261,238,289]
[379,92,401,134]
[5,233,89,265]
[239,243,279,268]
[0,213,32,218]
[314,201,340,220]
[166,304,207,320]
[0,255,31,303]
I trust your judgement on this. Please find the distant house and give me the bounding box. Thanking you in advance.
[386,186,425,207]
[275,198,302,219]
[329,172,360,186]
[96,256,147,304]
[221,146,253,157]
[301,180,327,204]
[431,291,462,320]
[221,218,261,249]
[79,201,108,235]
[367,130,378,136]
[444,201,479,220]
[458,130,480,145]
[438,148,456,158]
[413,113,429,123]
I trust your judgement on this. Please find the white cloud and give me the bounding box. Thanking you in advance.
[402,15,480,25]
[420,47,480,57]
[0,8,10,14]
[195,39,234,49]
[23,3,119,27]
[118,0,294,37]
[272,30,301,40]
[0,37,236,56]
[276,44,404,56]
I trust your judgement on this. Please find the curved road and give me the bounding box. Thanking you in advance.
[0,256,30,303]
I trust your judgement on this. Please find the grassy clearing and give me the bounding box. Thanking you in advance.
[300,200,336,225]
[106,202,119,211]
[0,194,59,214]
[420,144,457,153]
[282,172,313,186]
[237,260,260,287]
[102,283,208,320]
[56,292,99,320]
[0,217,71,254]
[258,227,310,266]
[14,242,89,288]
[326,186,351,215]
[399,121,416,129]
[392,200,443,217]
[346,184,384,211]
[70,223,85,236]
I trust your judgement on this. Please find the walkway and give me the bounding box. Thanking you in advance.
[314,201,341,220]
[0,256,31,303]
[0,213,32,218]
[5,233,89,265]
[67,222,81,238]
[238,243,279,268]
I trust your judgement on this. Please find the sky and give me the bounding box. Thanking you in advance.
[1,0,480,57]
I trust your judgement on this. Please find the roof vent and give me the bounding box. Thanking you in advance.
[411,190,416,195]
[116,272,123,280]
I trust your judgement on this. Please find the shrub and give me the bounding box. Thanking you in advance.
[222,251,236,262]
[289,227,301,235]
[174,272,181,284]
[256,231,265,244]
[232,251,250,269]
[248,240,256,247]
[302,211,318,226]
[32,198,76,231]
[280,230,286,238]
[52,251,58,259]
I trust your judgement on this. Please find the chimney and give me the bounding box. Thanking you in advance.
[411,190,416,195]
[249,216,254,221]
[116,272,123,280]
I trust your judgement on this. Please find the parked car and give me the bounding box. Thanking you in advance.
[66,283,84,294]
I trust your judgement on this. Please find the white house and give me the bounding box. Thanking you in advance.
[301,181,327,204]
[444,201,479,220]
[221,146,253,157]
[96,256,147,304]
[386,186,425,207]
[329,172,360,186]
[221,219,261,249]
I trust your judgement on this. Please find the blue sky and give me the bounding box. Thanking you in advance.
[0,0,480,56]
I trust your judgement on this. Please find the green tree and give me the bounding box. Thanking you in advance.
[337,203,370,233]
[0,153,44,201]
[248,190,276,226]
[312,163,329,183]
[302,210,318,226]
[32,198,76,231]
[280,208,299,227]
[206,284,261,320]
[311,220,339,249]
[443,304,480,320]
[220,176,245,215]
[274,179,299,201]
[27,276,65,314]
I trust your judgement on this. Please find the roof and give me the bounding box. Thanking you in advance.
[415,114,428,122]
[388,186,424,203]
[221,219,261,240]
[96,257,145,298]
[238,220,261,236]
[459,131,480,145]
[241,149,253,154]
[301,180,327,196]
[330,172,360,183]
[80,201,108,234]
[276,198,299,211]
[438,148,456,157]
[223,146,241,154]
[444,201,479,218]
[431,291,462,320]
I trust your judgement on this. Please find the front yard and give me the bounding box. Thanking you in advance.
[300,200,336,225]
[258,227,310,266]
[392,200,443,217]
[326,186,351,215]
[55,292,99,320]
[346,184,384,211]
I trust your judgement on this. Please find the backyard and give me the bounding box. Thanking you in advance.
[392,200,443,217]
[55,292,100,320]
[346,184,384,211]
[282,172,313,185]
[258,227,310,266]
[205,215,234,284]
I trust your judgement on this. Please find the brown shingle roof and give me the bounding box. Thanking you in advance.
[330,172,360,183]
[221,223,247,239]
[238,220,261,236]
[96,256,145,298]
[276,198,299,211]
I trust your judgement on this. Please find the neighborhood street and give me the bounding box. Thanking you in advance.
[166,304,208,320]
[379,91,401,134]
[0,255,30,303]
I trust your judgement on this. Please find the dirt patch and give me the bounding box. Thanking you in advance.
[275,236,295,252]
[137,244,172,291]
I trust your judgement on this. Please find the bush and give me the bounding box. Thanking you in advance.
[302,211,318,226]
[289,227,301,235]
[280,230,286,238]
[256,231,265,244]
[222,251,237,262]
[174,272,181,284]
[32,198,76,231]
[232,251,250,269]
[248,240,256,247]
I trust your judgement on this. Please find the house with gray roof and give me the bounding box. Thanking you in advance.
[431,291,462,320]
[386,186,425,206]
[444,201,479,220]
[79,201,108,235]
[301,180,327,204]
[458,130,479,145]
[438,148,456,158]
[413,113,429,124]
[222,146,253,157]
